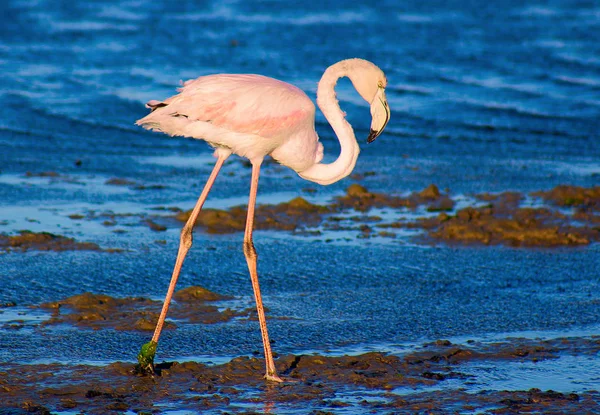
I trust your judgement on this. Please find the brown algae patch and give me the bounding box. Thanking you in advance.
[335,183,454,212]
[176,196,330,234]
[32,183,600,248]
[24,171,61,178]
[0,336,598,414]
[0,231,103,252]
[70,208,173,233]
[105,177,137,186]
[170,183,600,247]
[423,206,597,247]
[174,184,451,234]
[37,286,251,331]
[381,186,600,247]
[22,171,86,186]
[106,177,167,191]
[532,185,600,209]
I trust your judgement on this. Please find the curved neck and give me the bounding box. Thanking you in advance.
[298,62,360,186]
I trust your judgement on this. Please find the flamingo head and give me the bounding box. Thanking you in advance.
[346,59,391,143]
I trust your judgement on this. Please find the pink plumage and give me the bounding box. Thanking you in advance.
[136,74,324,172]
[134,59,390,382]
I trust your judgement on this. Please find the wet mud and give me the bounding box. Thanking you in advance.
[174,184,453,235]
[533,185,600,210]
[175,196,330,234]
[23,171,83,186]
[0,231,104,253]
[22,171,166,191]
[1,336,598,414]
[171,184,599,248]
[35,287,252,332]
[335,183,455,213]
[420,206,597,247]
[105,177,167,191]
[419,186,600,247]
[14,178,596,249]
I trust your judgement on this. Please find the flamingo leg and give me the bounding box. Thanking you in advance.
[137,152,229,373]
[244,161,283,383]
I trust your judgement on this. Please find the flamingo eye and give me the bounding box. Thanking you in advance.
[377,81,384,89]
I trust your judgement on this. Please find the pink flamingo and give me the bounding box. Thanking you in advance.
[135,58,390,382]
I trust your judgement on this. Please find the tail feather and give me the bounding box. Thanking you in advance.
[146,100,168,112]
[136,110,194,137]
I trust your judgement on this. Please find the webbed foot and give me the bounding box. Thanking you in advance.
[265,372,284,383]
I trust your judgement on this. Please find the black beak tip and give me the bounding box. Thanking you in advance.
[367,129,379,144]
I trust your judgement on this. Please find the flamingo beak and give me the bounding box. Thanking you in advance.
[367,87,390,143]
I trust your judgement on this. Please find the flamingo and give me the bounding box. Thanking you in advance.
[135,58,390,382]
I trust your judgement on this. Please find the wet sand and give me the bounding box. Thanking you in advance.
[1,184,599,413]
[4,183,597,250]
[170,184,600,247]
[0,231,104,253]
[2,286,600,413]
[1,330,598,414]
[36,286,249,332]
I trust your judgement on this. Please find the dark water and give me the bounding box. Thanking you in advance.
[1,0,600,404]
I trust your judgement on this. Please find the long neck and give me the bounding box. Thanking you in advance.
[298,62,360,186]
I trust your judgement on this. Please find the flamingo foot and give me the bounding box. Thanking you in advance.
[135,340,157,375]
[265,372,285,383]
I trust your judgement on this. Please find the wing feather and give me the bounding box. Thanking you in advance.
[140,74,314,138]
[136,74,321,170]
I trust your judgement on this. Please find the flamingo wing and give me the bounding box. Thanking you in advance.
[142,75,314,138]
[137,74,322,170]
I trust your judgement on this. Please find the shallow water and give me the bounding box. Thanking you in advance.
[1,0,599,412]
